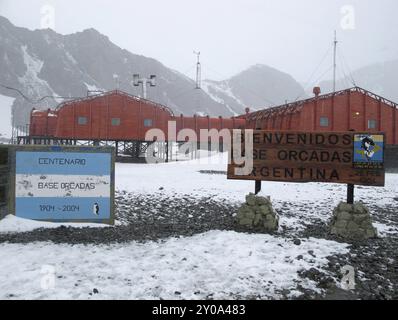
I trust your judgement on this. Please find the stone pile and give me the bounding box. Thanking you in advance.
[236,193,279,233]
[329,202,378,240]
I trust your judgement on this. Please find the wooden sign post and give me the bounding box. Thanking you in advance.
[255,180,261,195]
[228,131,385,197]
[347,184,354,204]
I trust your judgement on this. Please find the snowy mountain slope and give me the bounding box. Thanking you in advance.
[203,64,307,114]
[202,80,248,116]
[318,59,398,103]
[0,16,308,128]
[0,16,229,127]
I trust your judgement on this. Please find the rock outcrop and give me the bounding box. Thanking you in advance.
[236,193,279,233]
[329,202,377,240]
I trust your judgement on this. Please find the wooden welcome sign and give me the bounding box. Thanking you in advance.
[227,131,385,187]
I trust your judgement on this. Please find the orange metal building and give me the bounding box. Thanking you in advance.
[28,87,398,148]
[29,90,246,142]
[243,87,398,145]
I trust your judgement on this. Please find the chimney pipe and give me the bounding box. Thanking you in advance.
[313,86,321,98]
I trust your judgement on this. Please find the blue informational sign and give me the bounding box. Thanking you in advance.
[14,149,114,223]
[353,134,384,169]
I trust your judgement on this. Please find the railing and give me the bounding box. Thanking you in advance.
[10,124,30,145]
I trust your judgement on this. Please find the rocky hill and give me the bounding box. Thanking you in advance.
[0,16,306,130]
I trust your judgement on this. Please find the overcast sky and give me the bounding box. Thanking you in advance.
[1,0,397,83]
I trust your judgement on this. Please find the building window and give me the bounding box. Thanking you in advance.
[144,119,153,127]
[111,118,121,126]
[368,119,376,129]
[320,116,329,127]
[78,116,87,125]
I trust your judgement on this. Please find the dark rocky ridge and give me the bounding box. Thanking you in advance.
[0,16,306,126]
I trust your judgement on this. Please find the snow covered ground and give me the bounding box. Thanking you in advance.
[0,151,397,299]
[0,231,349,300]
[116,152,398,207]
[116,151,398,235]
[0,94,15,140]
[0,215,112,234]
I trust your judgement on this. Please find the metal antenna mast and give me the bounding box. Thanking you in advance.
[113,74,120,90]
[194,51,201,89]
[333,30,338,93]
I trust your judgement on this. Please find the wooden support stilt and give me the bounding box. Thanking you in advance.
[165,142,169,163]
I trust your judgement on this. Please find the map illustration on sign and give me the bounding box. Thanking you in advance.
[353,134,384,169]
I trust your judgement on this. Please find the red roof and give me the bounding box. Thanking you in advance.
[55,90,175,116]
[245,87,398,122]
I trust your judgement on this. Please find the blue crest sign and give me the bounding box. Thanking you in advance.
[10,146,115,224]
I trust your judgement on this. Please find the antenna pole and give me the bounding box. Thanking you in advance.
[194,51,201,89]
[333,30,338,92]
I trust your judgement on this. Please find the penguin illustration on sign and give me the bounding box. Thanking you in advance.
[358,135,383,162]
[93,203,100,216]
[353,134,384,169]
[361,136,376,161]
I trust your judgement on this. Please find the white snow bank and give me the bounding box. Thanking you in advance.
[0,215,112,234]
[0,230,349,300]
[0,94,15,139]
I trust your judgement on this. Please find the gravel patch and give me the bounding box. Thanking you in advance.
[0,192,239,244]
[282,202,398,300]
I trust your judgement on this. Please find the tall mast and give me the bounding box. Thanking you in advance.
[194,51,201,89]
[333,30,338,92]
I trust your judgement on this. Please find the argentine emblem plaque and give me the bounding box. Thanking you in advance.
[353,134,384,169]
